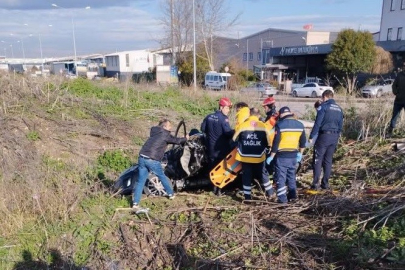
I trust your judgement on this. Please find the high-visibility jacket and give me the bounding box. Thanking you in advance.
[235,107,250,132]
[233,115,271,163]
[263,111,278,147]
[271,115,306,158]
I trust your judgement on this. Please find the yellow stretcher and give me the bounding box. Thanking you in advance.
[210,148,242,188]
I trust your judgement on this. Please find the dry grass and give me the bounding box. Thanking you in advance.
[1,72,405,269]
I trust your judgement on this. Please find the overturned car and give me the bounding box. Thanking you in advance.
[113,122,211,196]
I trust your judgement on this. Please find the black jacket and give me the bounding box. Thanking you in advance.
[393,71,405,103]
[201,110,234,161]
[139,126,186,161]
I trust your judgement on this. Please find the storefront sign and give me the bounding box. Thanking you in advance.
[280,46,319,56]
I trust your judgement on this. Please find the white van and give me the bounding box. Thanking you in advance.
[204,71,231,90]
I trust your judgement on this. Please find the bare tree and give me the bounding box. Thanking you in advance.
[159,0,240,70]
[195,0,240,70]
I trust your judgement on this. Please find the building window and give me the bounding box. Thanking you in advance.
[249,52,253,61]
[391,0,396,10]
[398,27,403,40]
[402,0,405,9]
[243,53,247,61]
[388,28,393,40]
[125,54,129,67]
[257,52,261,61]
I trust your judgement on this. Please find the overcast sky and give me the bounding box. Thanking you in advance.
[0,0,382,58]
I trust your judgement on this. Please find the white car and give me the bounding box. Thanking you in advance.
[292,83,334,98]
[361,79,394,98]
[240,82,278,97]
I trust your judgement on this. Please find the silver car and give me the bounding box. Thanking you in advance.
[361,79,394,98]
[240,82,278,97]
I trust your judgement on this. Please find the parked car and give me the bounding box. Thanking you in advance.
[240,82,278,97]
[361,79,394,98]
[291,77,324,90]
[292,82,334,98]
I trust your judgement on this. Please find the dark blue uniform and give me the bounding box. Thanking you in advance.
[201,110,234,167]
[309,99,343,189]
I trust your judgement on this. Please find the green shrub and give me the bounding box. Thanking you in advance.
[97,150,132,173]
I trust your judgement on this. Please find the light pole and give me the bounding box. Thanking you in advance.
[246,39,249,79]
[1,41,14,58]
[192,0,197,90]
[51,4,90,74]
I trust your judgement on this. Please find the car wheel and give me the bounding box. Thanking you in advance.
[311,91,317,98]
[376,90,382,98]
[292,91,298,97]
[143,172,169,197]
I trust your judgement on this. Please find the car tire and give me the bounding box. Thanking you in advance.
[292,91,298,97]
[143,172,170,197]
[311,91,317,98]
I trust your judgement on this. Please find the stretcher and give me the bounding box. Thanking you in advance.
[210,148,242,188]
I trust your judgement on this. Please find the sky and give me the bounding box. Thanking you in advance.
[0,0,383,58]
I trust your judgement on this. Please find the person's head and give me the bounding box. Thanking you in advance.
[219,97,232,116]
[159,119,172,131]
[322,90,334,102]
[235,102,248,112]
[262,97,276,113]
[314,100,322,109]
[278,106,293,118]
[250,107,260,117]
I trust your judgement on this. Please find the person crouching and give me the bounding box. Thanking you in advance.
[266,107,306,203]
[233,108,272,200]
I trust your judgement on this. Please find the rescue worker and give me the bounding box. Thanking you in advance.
[387,61,405,137]
[201,97,234,195]
[235,102,250,132]
[309,90,343,190]
[262,97,278,129]
[233,108,273,200]
[266,106,306,203]
[132,119,188,210]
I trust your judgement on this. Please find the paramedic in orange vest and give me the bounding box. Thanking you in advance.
[262,97,279,187]
[233,108,273,200]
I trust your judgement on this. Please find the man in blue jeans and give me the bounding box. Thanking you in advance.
[132,119,188,210]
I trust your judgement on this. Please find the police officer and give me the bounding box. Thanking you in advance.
[233,108,272,200]
[266,107,306,203]
[201,97,234,194]
[309,90,343,190]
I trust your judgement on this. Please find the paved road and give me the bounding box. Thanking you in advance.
[253,94,393,119]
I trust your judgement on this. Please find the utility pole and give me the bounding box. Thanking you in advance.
[192,0,197,90]
[170,0,175,65]
[246,39,249,79]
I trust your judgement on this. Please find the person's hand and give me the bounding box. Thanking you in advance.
[185,135,190,140]
[296,152,303,163]
[266,156,273,165]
